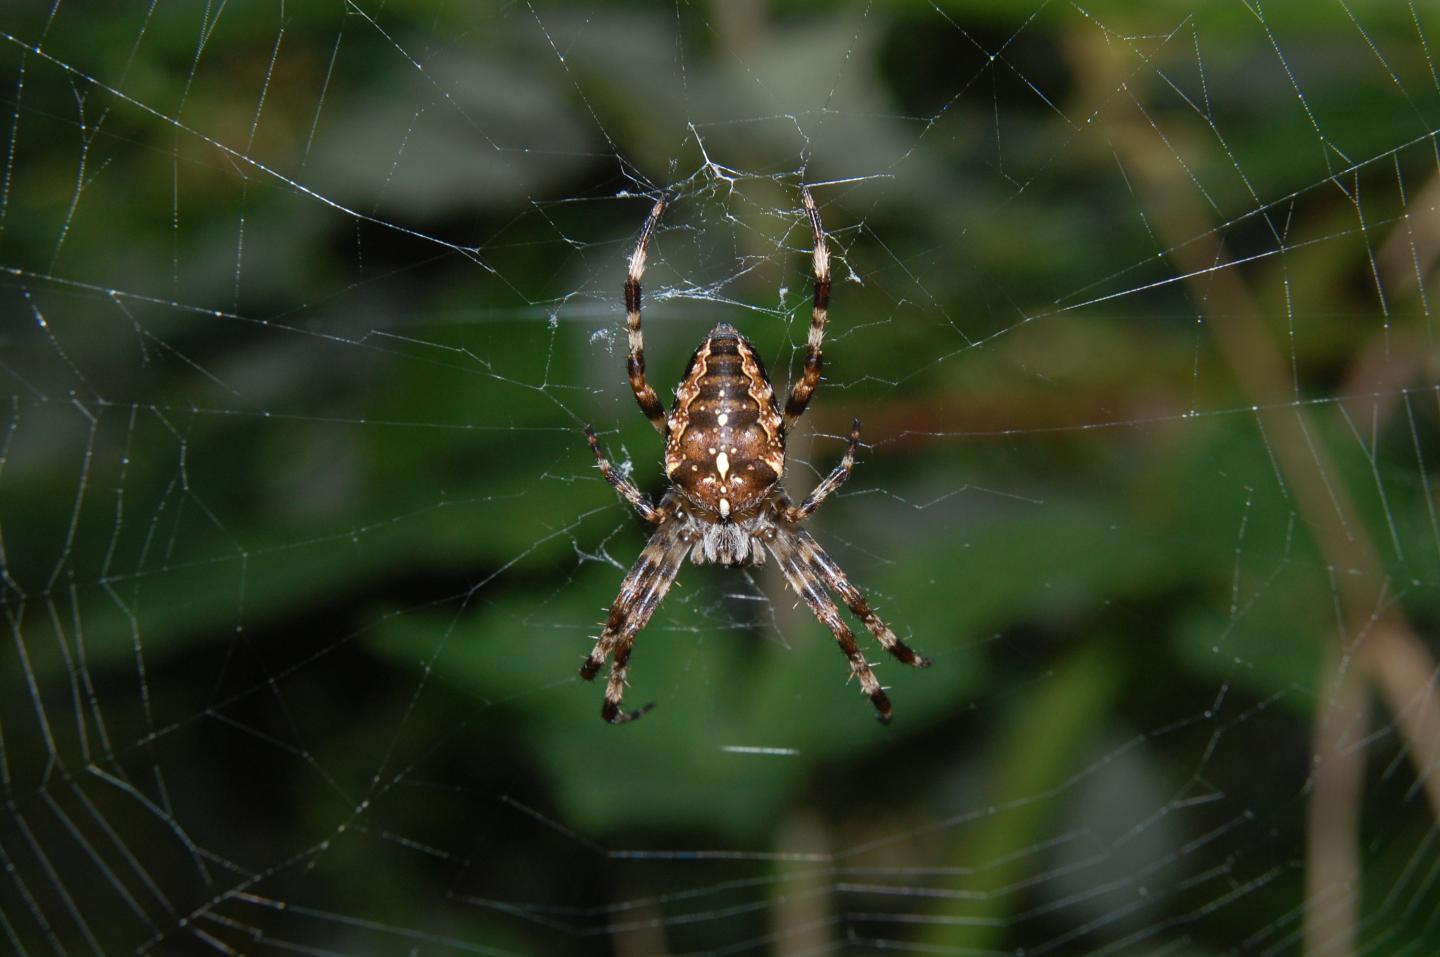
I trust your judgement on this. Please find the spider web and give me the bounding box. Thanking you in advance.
[1,0,1439,954]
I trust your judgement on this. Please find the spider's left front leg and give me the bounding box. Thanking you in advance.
[586,426,669,523]
[581,518,693,724]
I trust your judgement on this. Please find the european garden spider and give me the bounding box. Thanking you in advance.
[583,189,931,724]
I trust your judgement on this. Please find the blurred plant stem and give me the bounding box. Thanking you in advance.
[1072,29,1440,957]
[611,877,671,957]
[772,812,836,955]
[918,641,1123,953]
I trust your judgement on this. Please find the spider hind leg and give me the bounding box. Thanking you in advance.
[782,187,832,431]
[624,198,669,435]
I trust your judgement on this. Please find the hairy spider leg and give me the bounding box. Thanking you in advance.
[625,197,669,435]
[783,187,831,431]
[586,425,669,523]
[786,525,932,670]
[772,532,892,722]
[580,518,693,723]
[785,418,860,523]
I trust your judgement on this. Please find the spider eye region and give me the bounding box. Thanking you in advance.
[665,324,784,518]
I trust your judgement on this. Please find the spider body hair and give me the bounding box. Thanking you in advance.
[680,495,773,566]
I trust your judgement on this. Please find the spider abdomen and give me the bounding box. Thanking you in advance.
[665,323,785,520]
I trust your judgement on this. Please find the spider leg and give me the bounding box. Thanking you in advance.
[581,517,692,724]
[790,527,932,670]
[625,197,669,435]
[784,418,860,523]
[782,187,831,432]
[770,528,892,723]
[585,426,669,523]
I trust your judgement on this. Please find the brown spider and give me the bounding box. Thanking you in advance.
[582,189,931,725]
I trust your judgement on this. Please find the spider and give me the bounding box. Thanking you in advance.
[582,188,931,725]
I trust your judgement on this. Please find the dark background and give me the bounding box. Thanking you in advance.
[1,1,1438,954]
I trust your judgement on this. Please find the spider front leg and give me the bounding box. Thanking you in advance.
[770,531,893,722]
[581,518,693,724]
[586,425,669,523]
[792,527,932,671]
[782,187,831,431]
[625,197,669,435]
[784,418,860,523]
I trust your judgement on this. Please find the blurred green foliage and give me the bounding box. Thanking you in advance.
[2,1,1439,954]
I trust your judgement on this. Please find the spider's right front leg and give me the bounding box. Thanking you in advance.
[625,197,669,435]
[792,528,932,672]
[770,528,893,723]
[581,518,692,724]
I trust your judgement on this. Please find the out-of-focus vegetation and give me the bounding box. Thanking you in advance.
[1,1,1438,954]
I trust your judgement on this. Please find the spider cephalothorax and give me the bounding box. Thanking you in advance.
[582,189,931,724]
